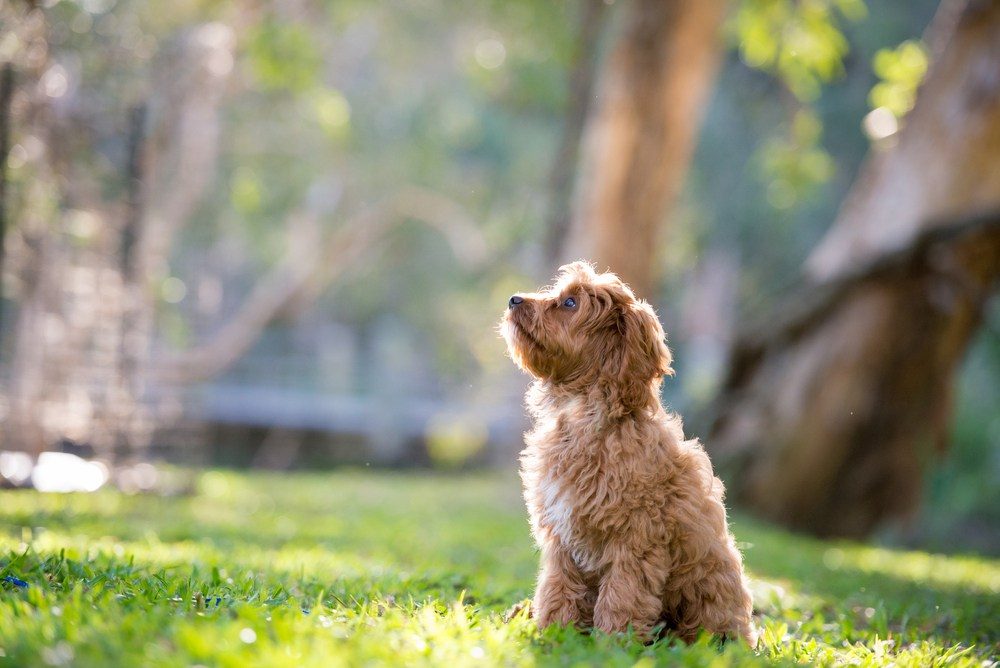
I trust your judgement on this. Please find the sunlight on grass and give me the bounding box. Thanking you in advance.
[1,471,997,666]
[824,544,999,594]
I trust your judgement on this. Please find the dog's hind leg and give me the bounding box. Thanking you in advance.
[677,564,756,646]
[593,544,667,639]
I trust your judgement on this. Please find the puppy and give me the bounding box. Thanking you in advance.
[500,261,756,644]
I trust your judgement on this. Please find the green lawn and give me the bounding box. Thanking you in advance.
[1,471,997,666]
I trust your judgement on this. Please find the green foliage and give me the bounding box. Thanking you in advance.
[309,88,352,143]
[175,0,574,381]
[1,472,997,666]
[733,0,865,102]
[732,0,867,210]
[917,315,1000,554]
[869,39,929,116]
[230,167,264,217]
[246,20,323,93]
[757,108,836,210]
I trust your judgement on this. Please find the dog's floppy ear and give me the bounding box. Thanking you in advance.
[609,300,673,414]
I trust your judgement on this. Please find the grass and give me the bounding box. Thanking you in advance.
[0,470,997,666]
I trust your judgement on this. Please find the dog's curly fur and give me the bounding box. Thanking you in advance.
[500,262,756,644]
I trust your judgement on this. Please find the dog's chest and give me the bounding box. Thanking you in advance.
[531,461,610,573]
[523,401,625,572]
[537,471,576,548]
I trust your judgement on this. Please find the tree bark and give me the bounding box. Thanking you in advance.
[0,63,13,340]
[807,0,1000,280]
[710,0,1000,538]
[114,104,147,455]
[543,0,609,266]
[564,0,728,299]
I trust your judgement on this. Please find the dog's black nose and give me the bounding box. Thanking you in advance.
[509,295,524,307]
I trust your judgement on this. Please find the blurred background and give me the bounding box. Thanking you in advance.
[0,0,997,554]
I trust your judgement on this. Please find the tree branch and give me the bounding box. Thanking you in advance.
[726,209,1000,382]
[153,186,486,384]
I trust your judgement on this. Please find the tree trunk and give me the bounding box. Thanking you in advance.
[564,0,727,299]
[543,0,609,266]
[710,0,1000,538]
[2,5,59,456]
[0,63,13,339]
[807,0,1000,280]
[113,104,146,456]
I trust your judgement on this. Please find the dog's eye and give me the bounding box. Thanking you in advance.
[562,297,576,309]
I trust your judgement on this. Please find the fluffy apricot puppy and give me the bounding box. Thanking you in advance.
[500,261,756,644]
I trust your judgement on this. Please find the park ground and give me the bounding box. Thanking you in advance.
[0,470,998,666]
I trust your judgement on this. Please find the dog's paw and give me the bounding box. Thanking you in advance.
[502,599,532,623]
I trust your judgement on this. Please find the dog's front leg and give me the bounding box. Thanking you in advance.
[533,541,591,630]
[593,545,665,638]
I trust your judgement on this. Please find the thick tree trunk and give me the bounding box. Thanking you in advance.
[564,0,727,299]
[808,0,1000,280]
[710,0,1000,538]
[543,0,609,266]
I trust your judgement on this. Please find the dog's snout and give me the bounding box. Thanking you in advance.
[509,295,525,307]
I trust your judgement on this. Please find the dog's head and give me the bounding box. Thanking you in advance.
[500,261,673,413]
